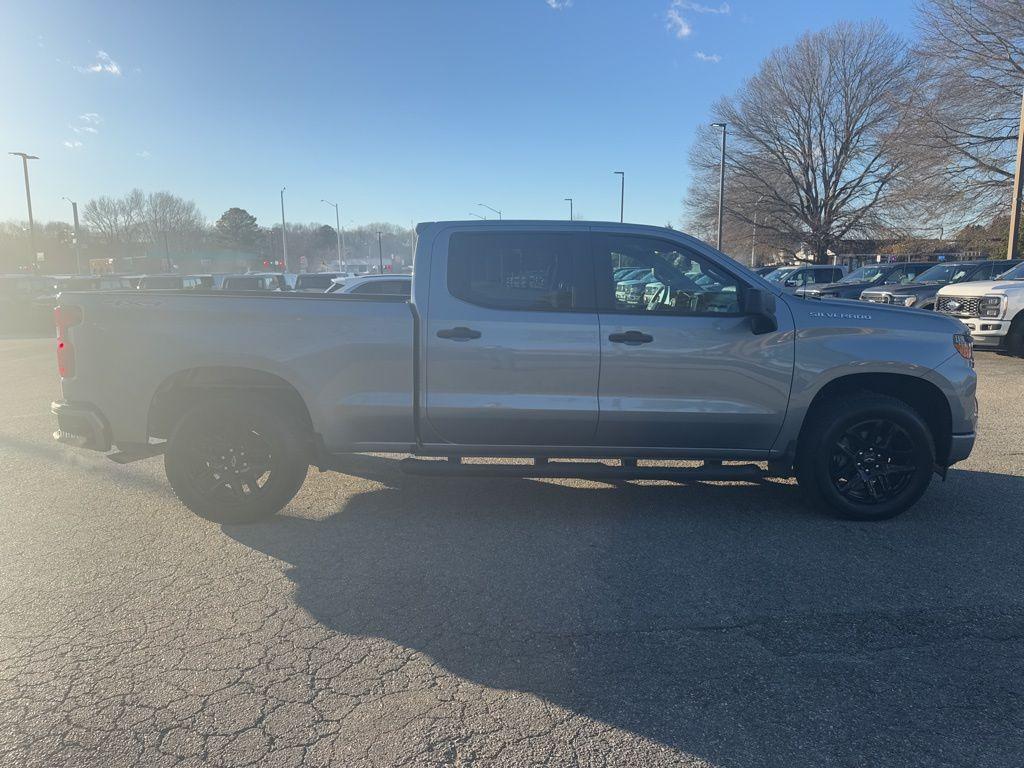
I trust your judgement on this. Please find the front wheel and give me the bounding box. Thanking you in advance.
[796,394,935,521]
[165,396,309,524]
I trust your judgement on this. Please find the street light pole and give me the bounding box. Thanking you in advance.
[322,199,342,267]
[711,123,727,251]
[1007,88,1024,260]
[377,231,384,273]
[62,196,84,275]
[564,197,573,221]
[478,203,502,220]
[279,187,288,270]
[614,171,624,223]
[9,152,39,266]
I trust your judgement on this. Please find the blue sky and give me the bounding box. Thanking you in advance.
[1,0,916,230]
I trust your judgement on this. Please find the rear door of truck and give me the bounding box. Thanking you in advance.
[421,225,600,446]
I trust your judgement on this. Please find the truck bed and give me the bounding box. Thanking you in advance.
[59,290,416,452]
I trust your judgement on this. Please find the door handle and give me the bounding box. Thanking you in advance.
[437,326,482,341]
[608,330,653,345]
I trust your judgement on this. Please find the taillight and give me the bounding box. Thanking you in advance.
[54,305,82,379]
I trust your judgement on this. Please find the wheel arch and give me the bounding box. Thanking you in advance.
[148,366,315,442]
[797,372,952,466]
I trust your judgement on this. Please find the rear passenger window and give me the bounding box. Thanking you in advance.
[447,231,586,311]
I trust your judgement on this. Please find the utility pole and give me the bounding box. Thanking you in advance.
[377,231,384,273]
[1008,89,1024,260]
[9,152,39,266]
[280,187,288,270]
[564,197,573,221]
[322,199,342,267]
[711,123,727,251]
[614,171,624,222]
[63,197,83,274]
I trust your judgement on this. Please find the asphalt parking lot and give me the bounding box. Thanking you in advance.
[1,336,1022,767]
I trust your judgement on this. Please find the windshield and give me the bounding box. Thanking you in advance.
[295,274,338,290]
[912,264,970,283]
[763,267,798,283]
[998,262,1024,280]
[839,266,887,284]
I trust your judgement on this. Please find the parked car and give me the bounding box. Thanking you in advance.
[860,259,1023,309]
[936,259,1024,355]
[52,221,976,524]
[763,264,847,292]
[220,273,288,291]
[294,272,345,292]
[754,265,790,277]
[797,261,938,300]
[0,274,58,331]
[137,274,208,290]
[325,274,412,296]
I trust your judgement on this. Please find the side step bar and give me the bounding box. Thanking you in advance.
[400,457,767,482]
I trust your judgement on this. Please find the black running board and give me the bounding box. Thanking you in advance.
[107,442,166,464]
[400,457,767,482]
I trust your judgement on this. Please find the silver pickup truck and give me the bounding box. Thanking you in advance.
[52,221,977,522]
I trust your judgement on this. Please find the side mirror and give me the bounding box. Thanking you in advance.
[742,287,778,335]
[784,278,799,287]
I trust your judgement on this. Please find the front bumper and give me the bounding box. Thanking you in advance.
[952,317,1009,349]
[947,432,976,466]
[52,401,111,451]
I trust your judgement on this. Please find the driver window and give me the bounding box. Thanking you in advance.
[595,234,742,315]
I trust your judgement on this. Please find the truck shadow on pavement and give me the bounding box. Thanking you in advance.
[227,461,1024,767]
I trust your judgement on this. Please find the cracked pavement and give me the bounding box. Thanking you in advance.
[1,337,1022,767]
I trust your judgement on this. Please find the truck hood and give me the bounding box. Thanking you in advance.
[863,282,942,297]
[936,279,1024,297]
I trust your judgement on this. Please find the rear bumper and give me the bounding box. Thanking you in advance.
[51,401,111,451]
[947,432,976,466]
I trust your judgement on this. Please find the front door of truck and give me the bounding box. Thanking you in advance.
[592,231,794,451]
[423,227,599,446]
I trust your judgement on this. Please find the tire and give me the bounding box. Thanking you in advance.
[796,393,935,521]
[1006,316,1024,358]
[164,396,309,524]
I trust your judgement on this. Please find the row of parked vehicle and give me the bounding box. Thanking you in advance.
[0,270,414,333]
[755,258,1024,354]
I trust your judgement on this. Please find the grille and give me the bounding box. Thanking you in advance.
[936,295,982,317]
[862,292,893,304]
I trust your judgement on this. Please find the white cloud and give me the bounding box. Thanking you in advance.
[63,140,83,149]
[77,50,121,76]
[137,150,151,159]
[79,113,102,124]
[545,0,572,7]
[676,1,730,13]
[694,51,722,62]
[666,7,692,37]
[71,125,98,134]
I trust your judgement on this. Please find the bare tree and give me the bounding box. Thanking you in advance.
[684,21,913,263]
[142,191,205,246]
[908,0,1024,223]
[81,189,146,245]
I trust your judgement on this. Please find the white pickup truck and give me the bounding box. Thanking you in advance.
[935,260,1024,355]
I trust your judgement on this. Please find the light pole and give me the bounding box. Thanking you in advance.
[322,199,342,267]
[9,152,38,266]
[377,231,384,273]
[469,212,486,220]
[279,187,288,270]
[1007,88,1024,260]
[62,196,84,275]
[564,197,573,221]
[613,171,624,223]
[750,194,764,267]
[478,203,502,220]
[710,123,727,251]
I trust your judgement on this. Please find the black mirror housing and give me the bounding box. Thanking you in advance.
[742,288,778,335]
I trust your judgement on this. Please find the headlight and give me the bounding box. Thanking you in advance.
[900,295,917,307]
[979,296,1003,318]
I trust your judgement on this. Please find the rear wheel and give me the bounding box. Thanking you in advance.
[164,396,309,523]
[796,394,935,521]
